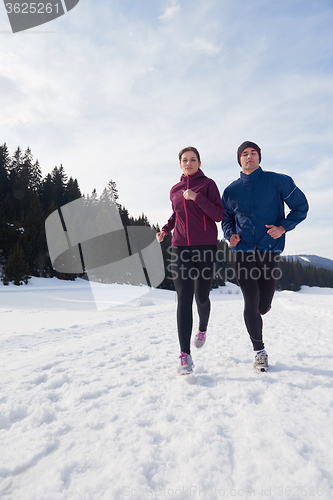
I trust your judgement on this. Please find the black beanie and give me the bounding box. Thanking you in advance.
[237,141,261,166]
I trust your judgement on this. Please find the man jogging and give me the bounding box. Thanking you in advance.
[221,141,309,372]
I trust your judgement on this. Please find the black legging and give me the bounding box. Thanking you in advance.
[233,251,281,351]
[170,245,216,354]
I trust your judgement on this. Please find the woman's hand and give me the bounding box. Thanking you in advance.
[156,231,166,242]
[183,189,197,201]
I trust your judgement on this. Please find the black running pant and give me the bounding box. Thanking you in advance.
[170,245,216,354]
[233,251,281,351]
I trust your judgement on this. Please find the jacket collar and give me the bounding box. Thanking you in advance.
[180,169,206,182]
[240,166,262,182]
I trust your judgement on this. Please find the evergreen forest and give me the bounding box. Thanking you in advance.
[1,142,332,291]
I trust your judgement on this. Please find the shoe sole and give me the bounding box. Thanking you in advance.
[194,342,205,349]
[253,366,269,372]
[178,364,194,375]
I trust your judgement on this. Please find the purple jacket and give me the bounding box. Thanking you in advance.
[162,170,224,246]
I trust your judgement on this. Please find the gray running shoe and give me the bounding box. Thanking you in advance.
[194,330,206,349]
[178,352,194,375]
[253,350,269,372]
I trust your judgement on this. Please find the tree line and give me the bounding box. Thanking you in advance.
[1,142,332,290]
[0,143,153,285]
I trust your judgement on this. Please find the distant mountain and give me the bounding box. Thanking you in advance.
[283,255,333,271]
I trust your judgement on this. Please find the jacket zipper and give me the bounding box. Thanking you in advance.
[183,176,190,245]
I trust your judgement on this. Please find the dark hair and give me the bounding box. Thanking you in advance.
[178,146,201,163]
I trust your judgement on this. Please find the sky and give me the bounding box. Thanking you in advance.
[0,0,333,259]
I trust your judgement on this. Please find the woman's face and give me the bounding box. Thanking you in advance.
[180,151,201,176]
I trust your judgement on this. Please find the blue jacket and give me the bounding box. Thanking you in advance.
[221,167,309,253]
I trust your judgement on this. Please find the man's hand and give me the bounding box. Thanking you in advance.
[230,234,241,247]
[265,225,286,239]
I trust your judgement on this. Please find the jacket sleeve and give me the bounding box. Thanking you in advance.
[162,211,176,234]
[221,189,236,241]
[194,181,225,222]
[278,176,309,231]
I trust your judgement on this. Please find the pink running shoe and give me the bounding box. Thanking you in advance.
[177,352,194,375]
[194,330,206,349]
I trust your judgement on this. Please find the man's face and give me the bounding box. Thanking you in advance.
[239,147,260,175]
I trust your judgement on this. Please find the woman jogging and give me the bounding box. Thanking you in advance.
[156,147,224,375]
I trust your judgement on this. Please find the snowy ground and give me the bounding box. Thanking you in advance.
[1,278,333,500]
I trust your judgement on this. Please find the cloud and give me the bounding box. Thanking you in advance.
[0,0,333,258]
[159,0,180,21]
[183,37,221,57]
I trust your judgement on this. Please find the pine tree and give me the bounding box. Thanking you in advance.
[65,177,81,204]
[133,213,150,227]
[90,189,98,204]
[6,147,23,222]
[9,146,23,175]
[118,204,131,226]
[30,159,42,193]
[0,203,7,276]
[51,165,68,208]
[0,143,10,201]
[106,180,119,204]
[3,241,30,285]
[22,195,47,276]
[12,148,41,218]
[39,173,54,212]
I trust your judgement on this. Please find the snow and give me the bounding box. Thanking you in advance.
[299,256,311,263]
[1,278,333,499]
